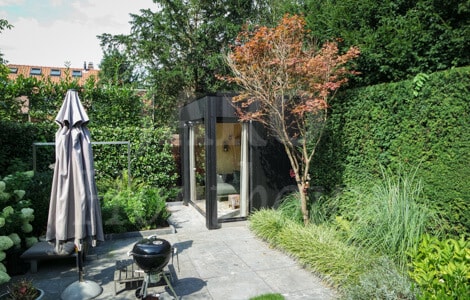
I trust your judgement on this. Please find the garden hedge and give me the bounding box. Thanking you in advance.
[0,121,55,177]
[311,66,470,237]
[0,122,178,189]
[90,125,178,189]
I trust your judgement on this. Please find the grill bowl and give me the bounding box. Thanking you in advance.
[130,236,172,272]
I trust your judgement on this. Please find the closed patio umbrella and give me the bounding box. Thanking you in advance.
[46,89,104,299]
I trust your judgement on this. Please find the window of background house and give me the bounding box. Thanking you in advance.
[30,68,41,75]
[50,69,61,76]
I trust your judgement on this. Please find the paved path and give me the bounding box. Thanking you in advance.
[1,202,336,299]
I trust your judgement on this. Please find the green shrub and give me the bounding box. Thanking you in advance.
[0,171,39,257]
[344,257,415,300]
[102,174,172,233]
[0,121,56,178]
[25,170,53,236]
[408,234,470,299]
[277,191,334,225]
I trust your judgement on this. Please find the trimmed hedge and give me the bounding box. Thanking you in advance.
[311,67,470,237]
[0,122,178,189]
[90,126,178,189]
[0,121,56,177]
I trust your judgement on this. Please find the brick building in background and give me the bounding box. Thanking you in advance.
[7,61,99,85]
[5,62,100,121]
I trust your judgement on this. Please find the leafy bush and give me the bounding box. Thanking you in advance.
[101,173,172,233]
[408,234,470,299]
[25,170,53,236]
[344,257,415,300]
[0,171,39,283]
[295,0,470,87]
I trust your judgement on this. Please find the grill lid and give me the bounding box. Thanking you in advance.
[132,236,171,256]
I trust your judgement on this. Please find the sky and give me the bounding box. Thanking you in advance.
[0,0,155,69]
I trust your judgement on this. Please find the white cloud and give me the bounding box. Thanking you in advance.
[0,0,25,6]
[0,0,154,68]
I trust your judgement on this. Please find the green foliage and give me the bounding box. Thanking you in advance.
[97,0,279,126]
[0,121,56,177]
[248,209,286,244]
[249,209,371,288]
[250,209,416,299]
[0,73,83,122]
[250,293,285,300]
[312,67,470,237]
[283,0,470,86]
[84,85,145,128]
[346,166,436,270]
[408,234,470,299]
[0,171,37,250]
[0,120,179,189]
[276,192,303,224]
[344,257,415,300]
[412,73,429,97]
[101,173,171,233]
[0,68,147,127]
[25,170,53,236]
[91,125,178,189]
[97,38,139,86]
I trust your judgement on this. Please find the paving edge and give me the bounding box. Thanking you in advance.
[104,225,176,240]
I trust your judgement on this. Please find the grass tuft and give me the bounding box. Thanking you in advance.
[347,166,435,270]
[250,293,285,300]
[250,209,371,288]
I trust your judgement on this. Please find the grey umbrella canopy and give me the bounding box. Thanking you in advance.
[46,89,104,299]
[46,89,104,249]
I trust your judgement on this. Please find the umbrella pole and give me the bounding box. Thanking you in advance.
[61,241,102,300]
[77,249,84,282]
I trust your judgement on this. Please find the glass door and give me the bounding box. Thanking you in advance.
[189,123,207,214]
[216,122,249,220]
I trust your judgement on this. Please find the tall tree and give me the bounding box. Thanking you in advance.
[98,33,139,86]
[97,0,272,126]
[269,0,470,86]
[221,15,360,224]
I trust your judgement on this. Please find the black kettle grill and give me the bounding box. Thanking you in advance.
[128,235,178,299]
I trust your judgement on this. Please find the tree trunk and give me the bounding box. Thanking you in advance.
[298,182,309,225]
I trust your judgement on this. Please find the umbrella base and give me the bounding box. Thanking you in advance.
[61,280,102,300]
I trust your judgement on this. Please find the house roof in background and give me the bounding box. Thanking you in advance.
[7,63,99,86]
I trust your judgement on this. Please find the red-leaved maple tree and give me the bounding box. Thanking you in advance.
[220,14,360,224]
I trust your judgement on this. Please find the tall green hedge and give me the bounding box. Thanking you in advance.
[90,126,178,189]
[0,121,56,176]
[0,122,178,189]
[311,67,470,236]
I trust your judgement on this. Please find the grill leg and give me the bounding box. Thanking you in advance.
[136,273,150,299]
[163,271,178,299]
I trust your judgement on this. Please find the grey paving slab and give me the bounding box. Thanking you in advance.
[0,202,337,300]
